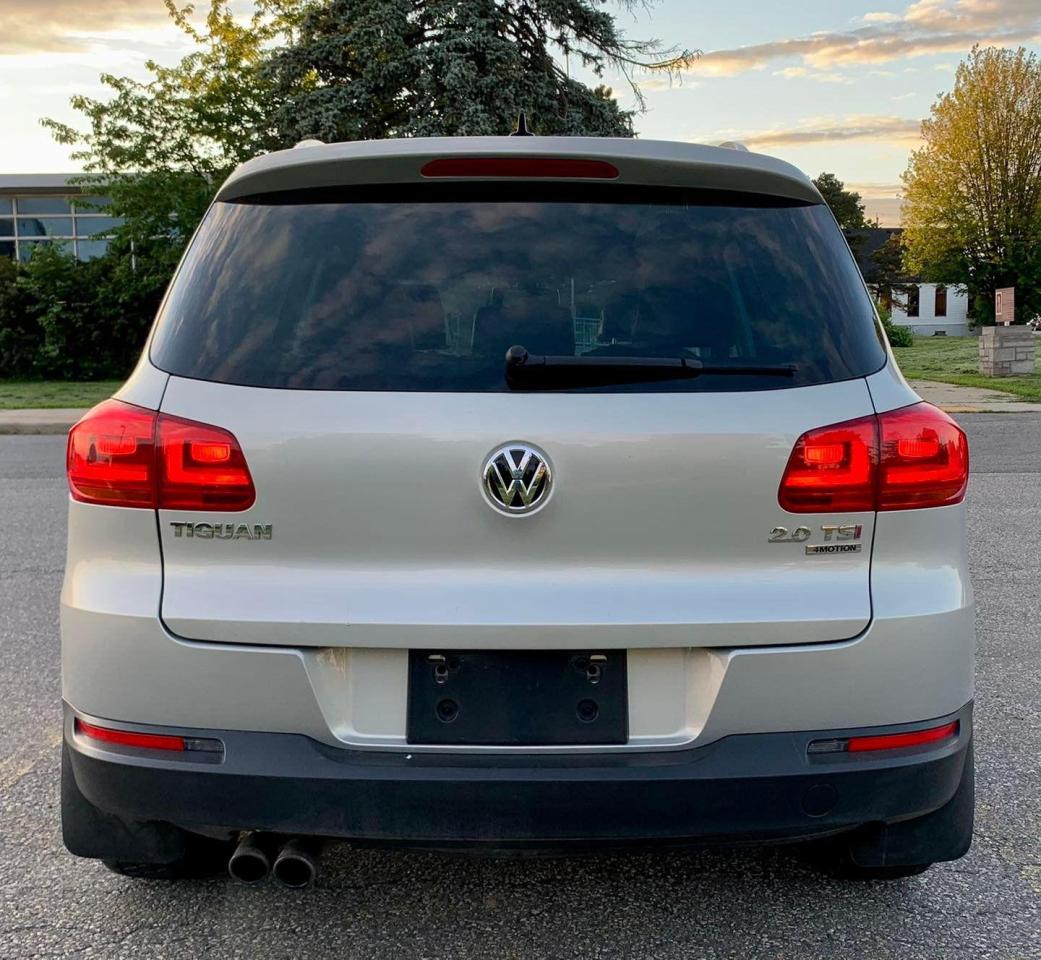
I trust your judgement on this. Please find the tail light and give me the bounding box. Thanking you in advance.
[66,400,156,508]
[67,399,255,510]
[420,157,619,179]
[779,402,968,513]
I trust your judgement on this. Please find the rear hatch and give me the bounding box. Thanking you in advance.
[150,155,886,649]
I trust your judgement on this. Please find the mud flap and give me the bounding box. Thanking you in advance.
[61,744,187,864]
[849,740,975,868]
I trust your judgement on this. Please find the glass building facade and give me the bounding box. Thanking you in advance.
[0,177,121,262]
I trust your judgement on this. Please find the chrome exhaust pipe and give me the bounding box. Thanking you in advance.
[272,838,321,889]
[227,832,273,885]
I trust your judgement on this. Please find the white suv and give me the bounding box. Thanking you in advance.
[61,137,974,885]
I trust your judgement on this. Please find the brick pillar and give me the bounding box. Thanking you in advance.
[979,326,1036,377]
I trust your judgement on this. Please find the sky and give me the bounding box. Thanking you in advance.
[1,0,1039,225]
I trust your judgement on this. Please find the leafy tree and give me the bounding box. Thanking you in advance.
[43,0,303,268]
[903,46,1041,325]
[812,172,868,230]
[265,0,694,142]
[869,233,915,303]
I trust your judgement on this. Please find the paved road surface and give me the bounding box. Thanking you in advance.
[1,415,1039,959]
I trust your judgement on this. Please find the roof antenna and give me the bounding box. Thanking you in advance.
[511,112,534,137]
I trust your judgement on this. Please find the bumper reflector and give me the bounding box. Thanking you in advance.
[809,721,958,755]
[74,719,223,755]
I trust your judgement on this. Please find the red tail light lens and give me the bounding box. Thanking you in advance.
[777,415,877,513]
[420,157,619,179]
[67,400,157,507]
[157,415,255,510]
[779,403,968,513]
[67,400,255,511]
[877,404,969,510]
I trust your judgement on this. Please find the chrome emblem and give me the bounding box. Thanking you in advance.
[481,444,553,515]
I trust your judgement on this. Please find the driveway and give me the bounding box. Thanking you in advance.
[1,416,1039,959]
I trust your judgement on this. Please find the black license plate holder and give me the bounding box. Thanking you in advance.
[406,650,628,746]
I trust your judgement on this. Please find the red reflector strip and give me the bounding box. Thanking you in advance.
[75,719,185,752]
[420,157,620,179]
[847,721,958,753]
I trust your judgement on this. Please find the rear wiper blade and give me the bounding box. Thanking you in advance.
[504,345,798,389]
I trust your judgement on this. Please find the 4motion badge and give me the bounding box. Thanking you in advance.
[769,523,863,555]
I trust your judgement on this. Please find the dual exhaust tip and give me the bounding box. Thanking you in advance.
[228,833,321,888]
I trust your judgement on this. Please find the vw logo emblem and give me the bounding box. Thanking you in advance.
[481,444,553,515]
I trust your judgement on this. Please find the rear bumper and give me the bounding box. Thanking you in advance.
[65,702,972,849]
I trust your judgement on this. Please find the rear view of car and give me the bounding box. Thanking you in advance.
[60,137,974,885]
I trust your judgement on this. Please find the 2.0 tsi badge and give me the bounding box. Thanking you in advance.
[481,444,553,515]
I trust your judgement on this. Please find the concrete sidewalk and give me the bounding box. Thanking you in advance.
[0,408,86,434]
[908,379,1041,413]
[0,380,1037,434]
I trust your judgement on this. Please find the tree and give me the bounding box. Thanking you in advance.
[902,46,1041,325]
[812,172,868,230]
[264,0,694,142]
[869,233,915,305]
[43,0,303,269]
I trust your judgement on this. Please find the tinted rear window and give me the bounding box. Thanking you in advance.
[150,185,884,392]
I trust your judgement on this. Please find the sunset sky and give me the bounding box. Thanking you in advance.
[1,0,1039,224]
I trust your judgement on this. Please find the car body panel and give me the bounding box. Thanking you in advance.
[155,374,877,649]
[216,136,822,205]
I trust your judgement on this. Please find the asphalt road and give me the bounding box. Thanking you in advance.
[1,415,1039,960]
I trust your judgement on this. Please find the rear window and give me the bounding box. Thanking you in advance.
[150,184,885,392]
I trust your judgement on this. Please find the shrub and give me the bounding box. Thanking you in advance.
[0,245,166,380]
[876,301,915,348]
[0,257,42,375]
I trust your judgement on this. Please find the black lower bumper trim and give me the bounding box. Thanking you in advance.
[65,704,972,848]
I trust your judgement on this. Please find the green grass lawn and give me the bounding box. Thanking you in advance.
[893,335,1041,403]
[0,380,121,410]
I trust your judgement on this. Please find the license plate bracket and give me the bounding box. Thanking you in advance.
[406,650,628,746]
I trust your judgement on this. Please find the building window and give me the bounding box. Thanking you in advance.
[906,286,920,318]
[0,195,121,262]
[935,284,947,318]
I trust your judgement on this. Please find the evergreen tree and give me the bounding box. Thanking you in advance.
[812,172,868,230]
[265,0,692,142]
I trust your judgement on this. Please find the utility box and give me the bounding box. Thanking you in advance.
[979,325,1035,377]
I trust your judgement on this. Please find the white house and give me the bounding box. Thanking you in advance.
[890,282,970,337]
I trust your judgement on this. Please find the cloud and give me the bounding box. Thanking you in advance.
[691,0,1041,78]
[0,0,175,54]
[774,66,853,84]
[713,115,923,148]
[847,182,905,199]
